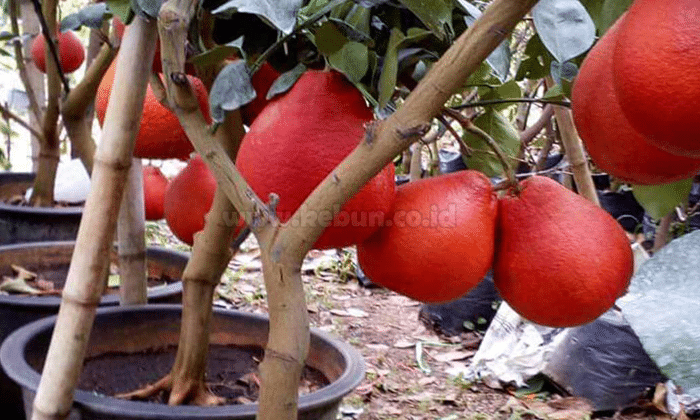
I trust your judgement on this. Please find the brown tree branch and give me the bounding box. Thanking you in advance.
[8,0,42,123]
[545,77,599,206]
[0,102,44,141]
[62,43,117,174]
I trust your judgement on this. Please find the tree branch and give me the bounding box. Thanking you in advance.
[0,102,44,141]
[29,0,70,94]
[8,0,42,123]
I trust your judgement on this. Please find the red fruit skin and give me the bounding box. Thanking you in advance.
[613,0,700,157]
[572,14,700,185]
[241,62,280,126]
[96,59,209,160]
[494,176,633,328]
[143,166,168,221]
[30,31,85,74]
[236,70,396,250]
[357,171,498,303]
[163,156,217,245]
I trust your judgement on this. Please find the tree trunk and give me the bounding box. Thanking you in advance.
[29,0,60,206]
[30,16,158,420]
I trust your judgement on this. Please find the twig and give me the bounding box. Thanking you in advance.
[519,105,553,145]
[452,97,570,110]
[29,0,70,95]
[0,103,45,141]
[443,107,518,189]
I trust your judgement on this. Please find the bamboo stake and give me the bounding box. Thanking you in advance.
[117,158,147,305]
[30,16,158,420]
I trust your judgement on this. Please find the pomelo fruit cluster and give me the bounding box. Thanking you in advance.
[31,30,85,74]
[572,0,700,184]
[357,174,633,327]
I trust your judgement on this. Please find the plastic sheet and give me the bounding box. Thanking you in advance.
[619,230,700,408]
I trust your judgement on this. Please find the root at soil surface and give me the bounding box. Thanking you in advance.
[116,374,226,406]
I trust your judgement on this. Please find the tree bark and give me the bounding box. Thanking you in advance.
[30,16,158,420]
[29,0,60,206]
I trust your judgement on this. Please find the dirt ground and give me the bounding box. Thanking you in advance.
[146,222,685,420]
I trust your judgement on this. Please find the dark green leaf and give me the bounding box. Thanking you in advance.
[266,62,306,99]
[211,0,304,34]
[632,179,693,220]
[0,47,10,57]
[60,15,83,32]
[462,110,519,177]
[314,21,349,56]
[397,0,452,40]
[189,39,244,66]
[209,60,256,124]
[377,27,404,109]
[328,41,368,83]
[598,0,632,34]
[532,0,596,63]
[479,80,522,111]
[107,0,132,24]
[515,34,554,81]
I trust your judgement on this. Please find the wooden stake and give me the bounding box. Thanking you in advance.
[117,158,147,305]
[30,16,158,420]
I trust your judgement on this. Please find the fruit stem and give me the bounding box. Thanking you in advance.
[443,107,519,190]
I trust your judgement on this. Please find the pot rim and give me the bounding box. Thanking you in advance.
[0,304,366,418]
[0,241,185,307]
[0,201,83,215]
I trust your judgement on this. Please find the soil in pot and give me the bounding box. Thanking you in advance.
[28,344,329,405]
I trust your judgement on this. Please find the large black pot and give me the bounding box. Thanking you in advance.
[0,172,82,244]
[1,305,365,420]
[0,241,187,420]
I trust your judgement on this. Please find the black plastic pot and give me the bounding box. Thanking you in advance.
[0,172,82,244]
[1,305,365,420]
[438,149,467,174]
[0,241,187,420]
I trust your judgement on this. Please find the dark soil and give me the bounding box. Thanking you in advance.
[76,344,329,404]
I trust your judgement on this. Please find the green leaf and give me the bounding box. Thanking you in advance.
[211,0,304,34]
[632,179,693,220]
[462,110,519,177]
[532,0,596,63]
[189,39,244,66]
[397,0,452,40]
[266,62,306,99]
[314,21,349,56]
[209,60,257,124]
[106,0,132,24]
[377,27,404,109]
[580,0,632,35]
[328,41,368,83]
[515,34,554,81]
[479,80,522,111]
[598,0,633,34]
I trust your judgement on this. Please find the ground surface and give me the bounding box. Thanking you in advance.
[146,221,682,420]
